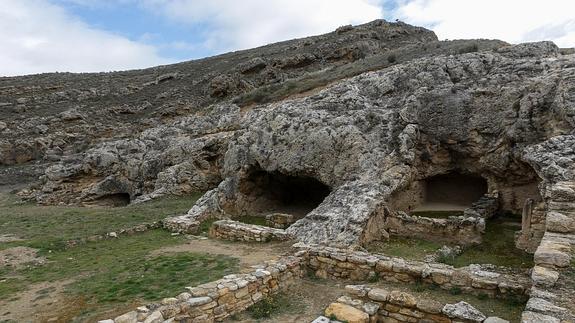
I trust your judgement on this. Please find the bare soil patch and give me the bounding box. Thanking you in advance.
[0,246,45,269]
[151,237,293,269]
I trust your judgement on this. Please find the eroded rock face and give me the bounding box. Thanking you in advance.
[36,104,240,205]
[1,19,438,201]
[175,41,575,247]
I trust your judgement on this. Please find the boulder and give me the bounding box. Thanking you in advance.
[442,301,486,322]
[324,302,369,323]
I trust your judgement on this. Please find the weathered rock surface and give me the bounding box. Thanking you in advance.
[442,301,486,322]
[0,19,439,204]
[174,40,575,247]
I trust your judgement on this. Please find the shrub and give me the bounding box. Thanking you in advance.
[248,296,279,319]
[387,54,397,63]
[449,286,462,295]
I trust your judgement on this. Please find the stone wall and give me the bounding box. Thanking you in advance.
[99,255,303,323]
[388,180,425,212]
[209,220,293,242]
[521,181,575,323]
[463,195,499,219]
[265,213,295,229]
[321,284,498,323]
[296,244,530,300]
[384,212,485,245]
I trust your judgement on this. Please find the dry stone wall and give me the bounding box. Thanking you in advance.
[521,181,575,323]
[463,195,499,219]
[265,213,295,229]
[208,220,293,242]
[295,244,530,300]
[324,284,502,323]
[99,255,303,323]
[384,212,485,245]
[384,194,498,246]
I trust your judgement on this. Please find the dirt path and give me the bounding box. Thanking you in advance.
[150,237,293,269]
[0,279,76,323]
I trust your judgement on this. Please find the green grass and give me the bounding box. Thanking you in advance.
[381,281,525,322]
[0,192,242,320]
[247,292,304,319]
[445,216,533,269]
[367,215,532,269]
[198,218,218,234]
[232,215,268,226]
[367,237,441,261]
[411,210,463,219]
[0,192,201,250]
[0,230,239,320]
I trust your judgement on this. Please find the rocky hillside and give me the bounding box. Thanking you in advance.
[2,22,574,246]
[166,41,575,248]
[1,20,438,195]
[0,19,505,203]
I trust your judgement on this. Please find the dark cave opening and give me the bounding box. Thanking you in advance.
[238,169,331,218]
[90,193,131,207]
[422,173,488,209]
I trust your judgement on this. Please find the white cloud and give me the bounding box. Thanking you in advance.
[394,0,575,47]
[140,0,383,52]
[0,0,169,76]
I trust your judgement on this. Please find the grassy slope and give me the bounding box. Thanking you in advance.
[0,192,201,251]
[367,237,441,261]
[0,193,240,321]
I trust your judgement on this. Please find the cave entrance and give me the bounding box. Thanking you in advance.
[389,172,489,214]
[238,169,331,218]
[86,193,131,207]
[417,173,488,211]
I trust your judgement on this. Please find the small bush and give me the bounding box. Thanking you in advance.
[387,54,397,63]
[248,295,282,319]
[477,293,489,300]
[437,253,456,266]
[413,281,426,293]
[368,273,380,283]
[449,286,462,295]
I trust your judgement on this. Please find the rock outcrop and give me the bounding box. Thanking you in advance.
[0,20,438,203]
[174,40,575,248]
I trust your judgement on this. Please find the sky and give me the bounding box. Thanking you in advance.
[1,0,574,76]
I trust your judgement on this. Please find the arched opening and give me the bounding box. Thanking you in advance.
[87,193,131,207]
[238,168,331,218]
